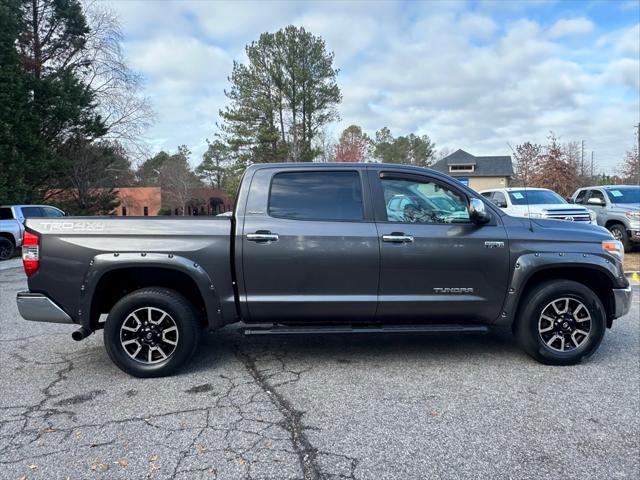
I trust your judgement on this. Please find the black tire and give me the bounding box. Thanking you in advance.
[104,288,201,377]
[514,280,606,365]
[608,223,631,252]
[0,237,15,261]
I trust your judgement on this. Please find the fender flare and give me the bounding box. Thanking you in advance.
[496,252,625,327]
[78,252,224,330]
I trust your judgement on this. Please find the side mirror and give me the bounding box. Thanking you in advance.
[566,197,574,203]
[469,198,490,225]
[587,197,604,206]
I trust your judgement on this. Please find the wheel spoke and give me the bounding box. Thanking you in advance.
[147,307,153,323]
[539,324,554,333]
[551,300,568,315]
[162,326,178,345]
[122,339,138,346]
[152,311,167,326]
[131,343,142,359]
[147,348,153,363]
[571,332,581,347]
[154,345,168,359]
[546,335,560,347]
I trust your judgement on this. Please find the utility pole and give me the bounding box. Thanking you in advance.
[590,151,594,178]
[581,140,585,177]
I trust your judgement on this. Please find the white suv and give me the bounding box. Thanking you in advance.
[479,188,596,224]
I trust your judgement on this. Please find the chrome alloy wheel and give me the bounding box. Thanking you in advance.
[538,297,591,352]
[119,307,179,364]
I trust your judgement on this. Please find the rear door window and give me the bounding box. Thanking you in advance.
[20,207,44,218]
[42,207,64,217]
[269,171,364,221]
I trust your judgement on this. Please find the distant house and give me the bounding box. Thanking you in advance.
[431,149,513,190]
[117,187,161,216]
[115,186,233,216]
[164,187,233,216]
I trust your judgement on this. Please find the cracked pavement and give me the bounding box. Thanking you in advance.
[1,266,639,479]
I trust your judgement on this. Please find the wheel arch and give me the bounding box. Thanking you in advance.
[0,232,16,245]
[81,253,224,331]
[604,219,626,230]
[499,253,624,329]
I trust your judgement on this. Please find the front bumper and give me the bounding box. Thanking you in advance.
[16,292,73,324]
[612,287,633,319]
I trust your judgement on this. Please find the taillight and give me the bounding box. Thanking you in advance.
[22,231,39,277]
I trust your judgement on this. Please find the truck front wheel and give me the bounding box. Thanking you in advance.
[514,280,606,365]
[0,237,15,261]
[104,288,201,377]
[608,223,631,252]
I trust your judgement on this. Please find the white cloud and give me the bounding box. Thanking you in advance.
[597,23,640,55]
[548,17,594,38]
[102,0,639,172]
[126,36,231,83]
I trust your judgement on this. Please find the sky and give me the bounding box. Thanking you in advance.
[103,0,640,174]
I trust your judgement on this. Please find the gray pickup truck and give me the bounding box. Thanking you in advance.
[571,185,640,252]
[17,163,632,377]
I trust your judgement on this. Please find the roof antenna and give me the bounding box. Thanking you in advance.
[507,142,534,232]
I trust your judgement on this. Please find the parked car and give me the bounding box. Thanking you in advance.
[480,187,596,224]
[0,205,64,260]
[570,185,640,252]
[17,164,631,377]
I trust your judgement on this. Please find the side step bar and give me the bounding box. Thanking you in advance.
[242,324,489,336]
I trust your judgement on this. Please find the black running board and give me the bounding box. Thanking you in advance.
[242,324,489,336]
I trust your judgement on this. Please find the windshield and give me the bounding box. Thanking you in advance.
[605,187,640,205]
[508,190,566,205]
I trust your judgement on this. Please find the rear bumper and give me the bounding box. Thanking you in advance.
[16,292,73,324]
[612,287,632,319]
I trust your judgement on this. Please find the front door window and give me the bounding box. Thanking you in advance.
[381,178,470,224]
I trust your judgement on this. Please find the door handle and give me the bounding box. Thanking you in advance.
[382,233,414,243]
[247,231,279,242]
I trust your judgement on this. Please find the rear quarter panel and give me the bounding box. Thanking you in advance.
[25,217,233,326]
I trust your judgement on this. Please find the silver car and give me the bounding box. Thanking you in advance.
[0,205,65,260]
[571,185,640,252]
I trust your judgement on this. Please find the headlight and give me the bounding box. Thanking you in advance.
[525,212,544,219]
[624,211,640,221]
[589,211,597,222]
[602,240,624,261]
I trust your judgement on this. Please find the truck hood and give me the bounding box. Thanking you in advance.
[610,203,640,212]
[513,204,590,212]
[531,217,612,241]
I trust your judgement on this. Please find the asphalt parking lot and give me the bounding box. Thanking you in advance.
[1,265,638,480]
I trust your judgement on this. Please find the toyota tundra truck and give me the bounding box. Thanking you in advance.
[16,163,632,377]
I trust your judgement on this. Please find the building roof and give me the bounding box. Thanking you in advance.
[431,149,514,177]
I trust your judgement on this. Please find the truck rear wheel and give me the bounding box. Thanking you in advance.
[514,280,606,365]
[104,288,201,377]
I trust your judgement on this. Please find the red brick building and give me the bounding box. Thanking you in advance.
[116,187,161,216]
[114,187,232,216]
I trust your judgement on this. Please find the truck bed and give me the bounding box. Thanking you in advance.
[25,216,235,328]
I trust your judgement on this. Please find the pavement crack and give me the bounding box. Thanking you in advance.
[235,346,321,480]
